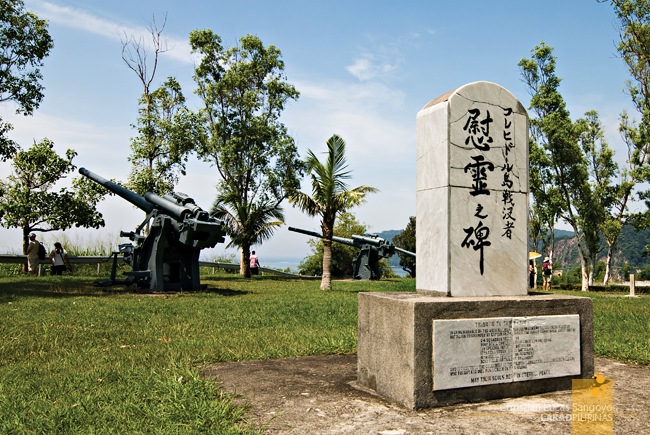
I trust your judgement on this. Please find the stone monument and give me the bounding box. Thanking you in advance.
[357,81,594,409]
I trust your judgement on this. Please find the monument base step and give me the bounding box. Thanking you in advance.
[357,292,594,409]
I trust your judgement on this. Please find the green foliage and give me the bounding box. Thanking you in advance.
[609,1,650,260]
[128,77,200,195]
[0,0,53,161]
[552,225,650,280]
[298,212,380,278]
[0,139,106,252]
[190,31,303,276]
[393,216,416,277]
[289,135,378,289]
[520,42,616,290]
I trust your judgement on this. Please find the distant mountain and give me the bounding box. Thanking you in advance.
[554,229,575,240]
[546,225,649,274]
[377,225,649,274]
[376,230,401,242]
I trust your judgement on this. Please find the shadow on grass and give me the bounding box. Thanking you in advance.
[0,276,113,299]
[0,276,253,300]
[203,274,318,282]
[202,288,251,297]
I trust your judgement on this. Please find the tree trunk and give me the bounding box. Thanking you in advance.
[603,243,613,285]
[588,257,596,287]
[579,251,589,291]
[321,238,332,291]
[240,245,251,278]
[22,227,30,274]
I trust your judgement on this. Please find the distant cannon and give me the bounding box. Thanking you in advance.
[288,226,415,280]
[79,168,226,291]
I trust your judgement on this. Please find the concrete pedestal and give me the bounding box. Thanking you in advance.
[357,292,594,409]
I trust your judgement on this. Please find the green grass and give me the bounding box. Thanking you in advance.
[541,289,650,365]
[0,275,413,434]
[1,275,648,433]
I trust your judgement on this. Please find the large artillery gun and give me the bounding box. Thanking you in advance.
[80,168,225,291]
[288,226,415,280]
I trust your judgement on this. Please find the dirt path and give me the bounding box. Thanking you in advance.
[203,354,648,434]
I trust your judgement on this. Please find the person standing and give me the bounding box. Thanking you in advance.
[49,242,70,275]
[250,251,260,276]
[542,256,552,290]
[25,233,41,276]
[528,259,536,289]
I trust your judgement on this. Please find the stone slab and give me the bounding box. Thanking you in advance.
[357,292,594,409]
[416,82,529,296]
[433,314,581,390]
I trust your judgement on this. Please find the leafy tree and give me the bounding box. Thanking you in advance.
[393,216,416,277]
[519,42,597,291]
[0,0,53,161]
[298,212,367,277]
[122,17,195,195]
[527,136,562,257]
[211,188,285,274]
[575,111,618,285]
[289,134,378,290]
[127,77,200,195]
[190,31,303,277]
[0,139,106,256]
[606,0,650,281]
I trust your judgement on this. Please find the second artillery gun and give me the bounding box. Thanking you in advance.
[80,168,225,291]
[288,226,415,280]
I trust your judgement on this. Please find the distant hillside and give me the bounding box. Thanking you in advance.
[546,225,649,274]
[378,226,650,274]
[376,230,400,242]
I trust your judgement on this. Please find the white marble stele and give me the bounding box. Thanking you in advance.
[432,314,581,390]
[416,81,529,296]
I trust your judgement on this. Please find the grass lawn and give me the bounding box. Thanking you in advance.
[0,275,412,434]
[538,289,650,365]
[0,275,647,433]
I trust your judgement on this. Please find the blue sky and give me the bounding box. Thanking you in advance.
[0,0,635,261]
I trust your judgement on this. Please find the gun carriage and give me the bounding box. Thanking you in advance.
[79,168,225,291]
[288,226,415,280]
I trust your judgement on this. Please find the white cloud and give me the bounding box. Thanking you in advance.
[282,77,416,234]
[288,79,411,158]
[346,53,399,81]
[29,0,195,65]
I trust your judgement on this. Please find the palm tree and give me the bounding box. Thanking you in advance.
[211,188,285,277]
[289,134,378,290]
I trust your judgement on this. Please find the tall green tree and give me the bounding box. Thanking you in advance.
[0,0,53,161]
[393,216,416,278]
[527,136,562,257]
[575,111,618,285]
[122,17,195,195]
[190,31,303,276]
[127,77,199,195]
[519,42,596,291]
[607,0,650,278]
[0,139,106,255]
[289,134,378,290]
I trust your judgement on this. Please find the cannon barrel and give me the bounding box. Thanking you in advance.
[351,234,386,246]
[79,167,154,214]
[144,192,195,222]
[395,246,416,257]
[163,193,210,221]
[288,226,356,247]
